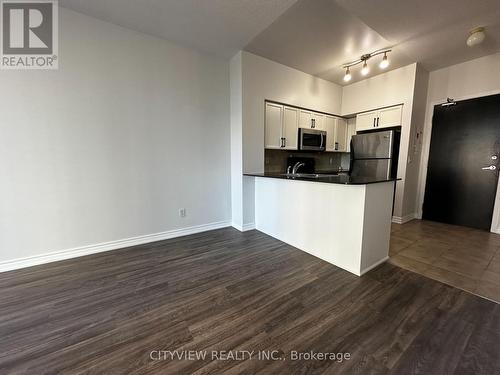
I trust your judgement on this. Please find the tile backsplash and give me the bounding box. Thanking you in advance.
[264,149,351,173]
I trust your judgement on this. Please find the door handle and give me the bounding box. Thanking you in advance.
[373,118,376,127]
[482,165,497,170]
[376,117,380,127]
[283,137,286,147]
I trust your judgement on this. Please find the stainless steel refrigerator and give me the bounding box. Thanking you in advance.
[350,130,400,179]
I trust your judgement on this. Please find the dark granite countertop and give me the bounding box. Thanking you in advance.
[244,173,398,185]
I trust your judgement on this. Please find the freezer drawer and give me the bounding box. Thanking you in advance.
[352,130,393,159]
[351,159,392,179]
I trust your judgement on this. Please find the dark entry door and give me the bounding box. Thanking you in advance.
[423,94,500,230]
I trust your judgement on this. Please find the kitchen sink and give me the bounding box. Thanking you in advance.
[280,173,339,178]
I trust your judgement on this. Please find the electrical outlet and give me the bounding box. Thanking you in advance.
[179,208,186,218]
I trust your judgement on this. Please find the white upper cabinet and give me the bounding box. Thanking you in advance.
[325,116,347,152]
[334,118,347,152]
[311,113,324,130]
[282,106,298,150]
[265,101,345,151]
[299,110,324,130]
[356,111,378,132]
[324,116,336,151]
[378,106,403,128]
[355,105,402,132]
[265,103,299,150]
[299,110,311,129]
[265,102,283,149]
[346,118,357,153]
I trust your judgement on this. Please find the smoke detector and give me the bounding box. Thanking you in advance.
[466,27,486,47]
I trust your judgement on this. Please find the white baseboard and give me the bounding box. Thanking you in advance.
[0,220,231,273]
[232,222,256,232]
[359,256,389,276]
[392,213,417,224]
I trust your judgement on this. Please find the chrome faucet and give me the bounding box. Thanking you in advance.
[292,162,305,174]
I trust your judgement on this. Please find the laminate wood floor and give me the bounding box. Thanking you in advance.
[1,227,500,374]
[390,219,500,303]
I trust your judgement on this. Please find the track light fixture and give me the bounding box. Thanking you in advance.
[342,48,392,81]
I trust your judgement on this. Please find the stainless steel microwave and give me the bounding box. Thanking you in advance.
[299,128,326,151]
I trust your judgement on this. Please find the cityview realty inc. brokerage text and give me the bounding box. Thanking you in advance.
[150,350,351,362]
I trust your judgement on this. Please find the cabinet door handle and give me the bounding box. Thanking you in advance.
[373,118,376,127]
[335,142,339,151]
[283,137,286,147]
[376,117,380,127]
[311,118,315,128]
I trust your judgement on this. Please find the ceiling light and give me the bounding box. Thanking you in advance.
[467,27,486,47]
[379,52,389,69]
[343,67,352,82]
[341,48,391,80]
[361,60,369,75]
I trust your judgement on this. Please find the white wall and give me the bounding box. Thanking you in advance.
[404,65,429,217]
[0,8,231,267]
[230,52,244,230]
[417,53,500,227]
[231,51,343,228]
[341,64,418,218]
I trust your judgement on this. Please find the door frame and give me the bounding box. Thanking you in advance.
[416,89,500,233]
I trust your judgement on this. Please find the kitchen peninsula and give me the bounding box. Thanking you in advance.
[245,173,397,276]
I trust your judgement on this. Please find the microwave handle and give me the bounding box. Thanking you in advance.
[320,133,324,149]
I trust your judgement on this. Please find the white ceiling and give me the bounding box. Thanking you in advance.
[246,0,500,85]
[336,0,500,71]
[244,0,413,85]
[59,0,298,58]
[61,0,500,85]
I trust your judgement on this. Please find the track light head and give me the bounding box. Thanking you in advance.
[379,52,389,69]
[343,66,352,82]
[361,60,369,76]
